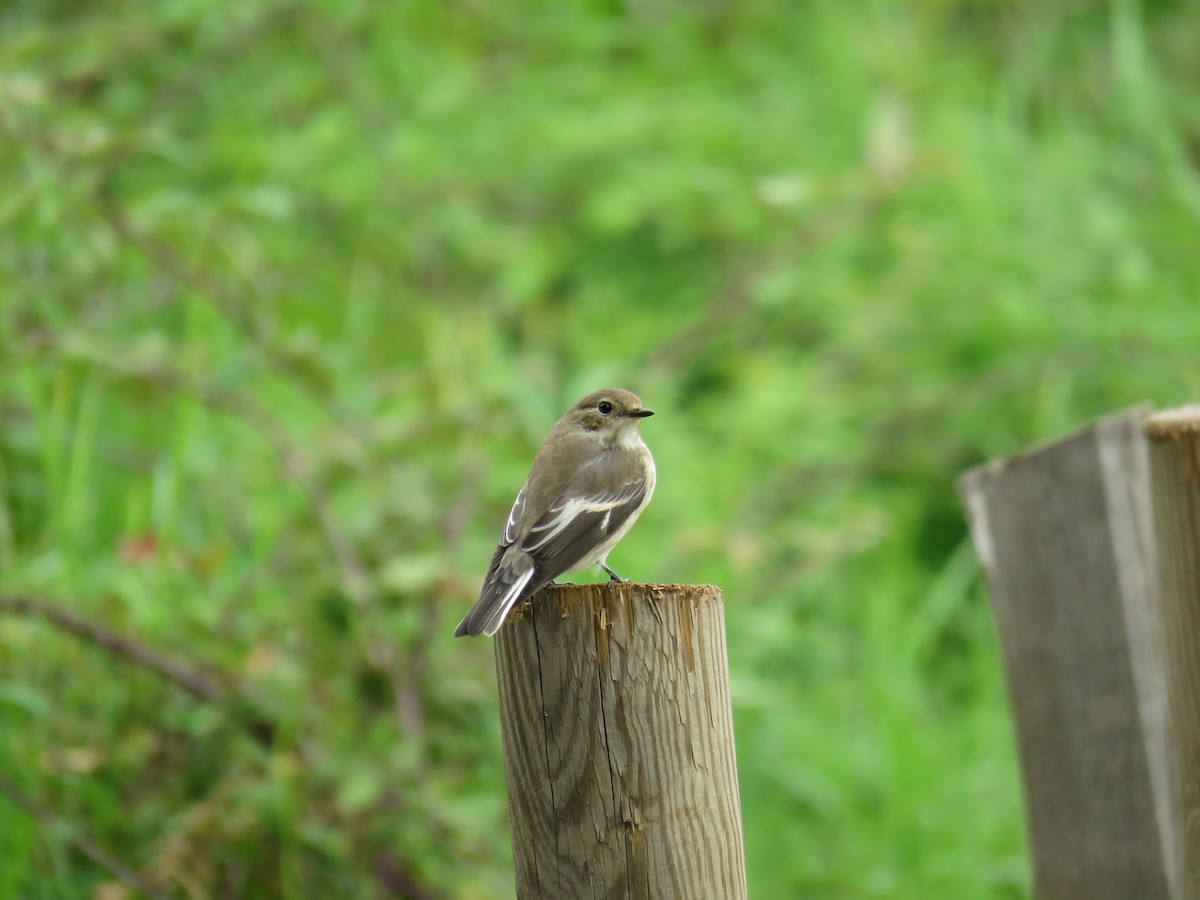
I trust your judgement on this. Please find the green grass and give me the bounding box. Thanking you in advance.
[2,0,1199,896]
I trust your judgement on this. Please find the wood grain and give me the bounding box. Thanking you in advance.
[493,582,747,900]
[1145,405,1200,900]
[958,407,1173,899]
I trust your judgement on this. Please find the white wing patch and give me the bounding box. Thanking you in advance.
[503,490,526,545]
[524,491,634,552]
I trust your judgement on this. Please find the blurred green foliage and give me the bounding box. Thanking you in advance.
[2,0,1199,896]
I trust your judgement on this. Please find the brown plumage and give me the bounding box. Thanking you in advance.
[454,388,656,638]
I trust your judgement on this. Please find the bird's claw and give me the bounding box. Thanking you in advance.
[600,563,627,584]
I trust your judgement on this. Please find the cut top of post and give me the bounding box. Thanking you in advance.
[1144,405,1200,440]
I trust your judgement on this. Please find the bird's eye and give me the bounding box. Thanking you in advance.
[597,401,614,415]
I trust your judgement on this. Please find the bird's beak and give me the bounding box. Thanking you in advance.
[629,408,654,418]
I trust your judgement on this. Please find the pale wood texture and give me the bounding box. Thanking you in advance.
[1145,405,1200,900]
[958,407,1173,899]
[493,582,747,900]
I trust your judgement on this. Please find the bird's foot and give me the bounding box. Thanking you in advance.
[600,563,627,584]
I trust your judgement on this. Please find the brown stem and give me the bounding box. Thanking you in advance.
[401,460,485,749]
[0,595,274,746]
[0,595,222,701]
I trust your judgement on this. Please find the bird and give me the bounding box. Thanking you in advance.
[454,388,656,637]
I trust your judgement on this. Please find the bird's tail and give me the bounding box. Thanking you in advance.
[453,544,536,637]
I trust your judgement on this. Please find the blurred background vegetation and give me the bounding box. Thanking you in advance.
[2,0,1198,897]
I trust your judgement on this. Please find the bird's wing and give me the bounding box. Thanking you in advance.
[453,540,535,637]
[519,469,649,579]
[502,488,527,545]
[448,489,534,637]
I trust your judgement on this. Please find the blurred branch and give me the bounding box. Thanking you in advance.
[1,591,447,899]
[441,460,485,556]
[0,595,222,701]
[0,773,170,900]
[371,846,445,900]
[0,595,274,746]
[400,460,485,749]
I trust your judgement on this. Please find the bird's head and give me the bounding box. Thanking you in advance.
[569,388,654,446]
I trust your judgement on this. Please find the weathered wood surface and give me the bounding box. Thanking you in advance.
[1145,406,1200,900]
[957,407,1173,899]
[494,582,747,900]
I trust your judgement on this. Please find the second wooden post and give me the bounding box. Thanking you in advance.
[1145,406,1200,900]
[494,582,747,900]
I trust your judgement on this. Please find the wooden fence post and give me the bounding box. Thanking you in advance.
[957,408,1174,899]
[1144,406,1200,899]
[493,582,747,900]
